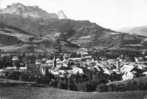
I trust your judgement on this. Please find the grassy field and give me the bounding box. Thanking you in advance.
[0,87,147,99]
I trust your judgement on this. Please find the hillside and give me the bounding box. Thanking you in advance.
[0,3,146,52]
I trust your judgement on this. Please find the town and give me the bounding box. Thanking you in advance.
[0,48,147,92]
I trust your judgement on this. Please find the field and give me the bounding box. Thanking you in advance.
[0,87,147,99]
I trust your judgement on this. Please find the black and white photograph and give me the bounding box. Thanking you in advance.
[0,0,147,99]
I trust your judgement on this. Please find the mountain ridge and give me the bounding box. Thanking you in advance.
[0,3,146,53]
[0,3,60,20]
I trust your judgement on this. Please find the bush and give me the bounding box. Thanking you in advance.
[106,77,147,92]
[96,83,107,92]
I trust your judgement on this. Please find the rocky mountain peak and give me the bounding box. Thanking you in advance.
[57,10,67,19]
[0,3,59,19]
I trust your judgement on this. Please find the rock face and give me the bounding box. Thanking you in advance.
[0,3,146,52]
[0,3,59,19]
[57,10,68,19]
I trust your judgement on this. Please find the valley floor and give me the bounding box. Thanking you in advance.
[0,87,147,99]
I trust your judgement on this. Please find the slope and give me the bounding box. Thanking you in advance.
[0,3,146,52]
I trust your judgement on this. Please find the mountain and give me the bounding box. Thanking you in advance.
[119,26,147,37]
[57,10,68,19]
[0,3,59,20]
[0,3,146,53]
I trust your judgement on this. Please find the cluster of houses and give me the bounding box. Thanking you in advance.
[0,48,147,91]
[36,54,147,81]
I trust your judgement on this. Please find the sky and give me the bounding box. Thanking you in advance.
[0,0,147,30]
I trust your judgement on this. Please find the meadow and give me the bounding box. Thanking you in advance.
[0,87,147,99]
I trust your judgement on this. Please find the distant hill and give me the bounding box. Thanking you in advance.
[0,3,146,52]
[120,26,147,37]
